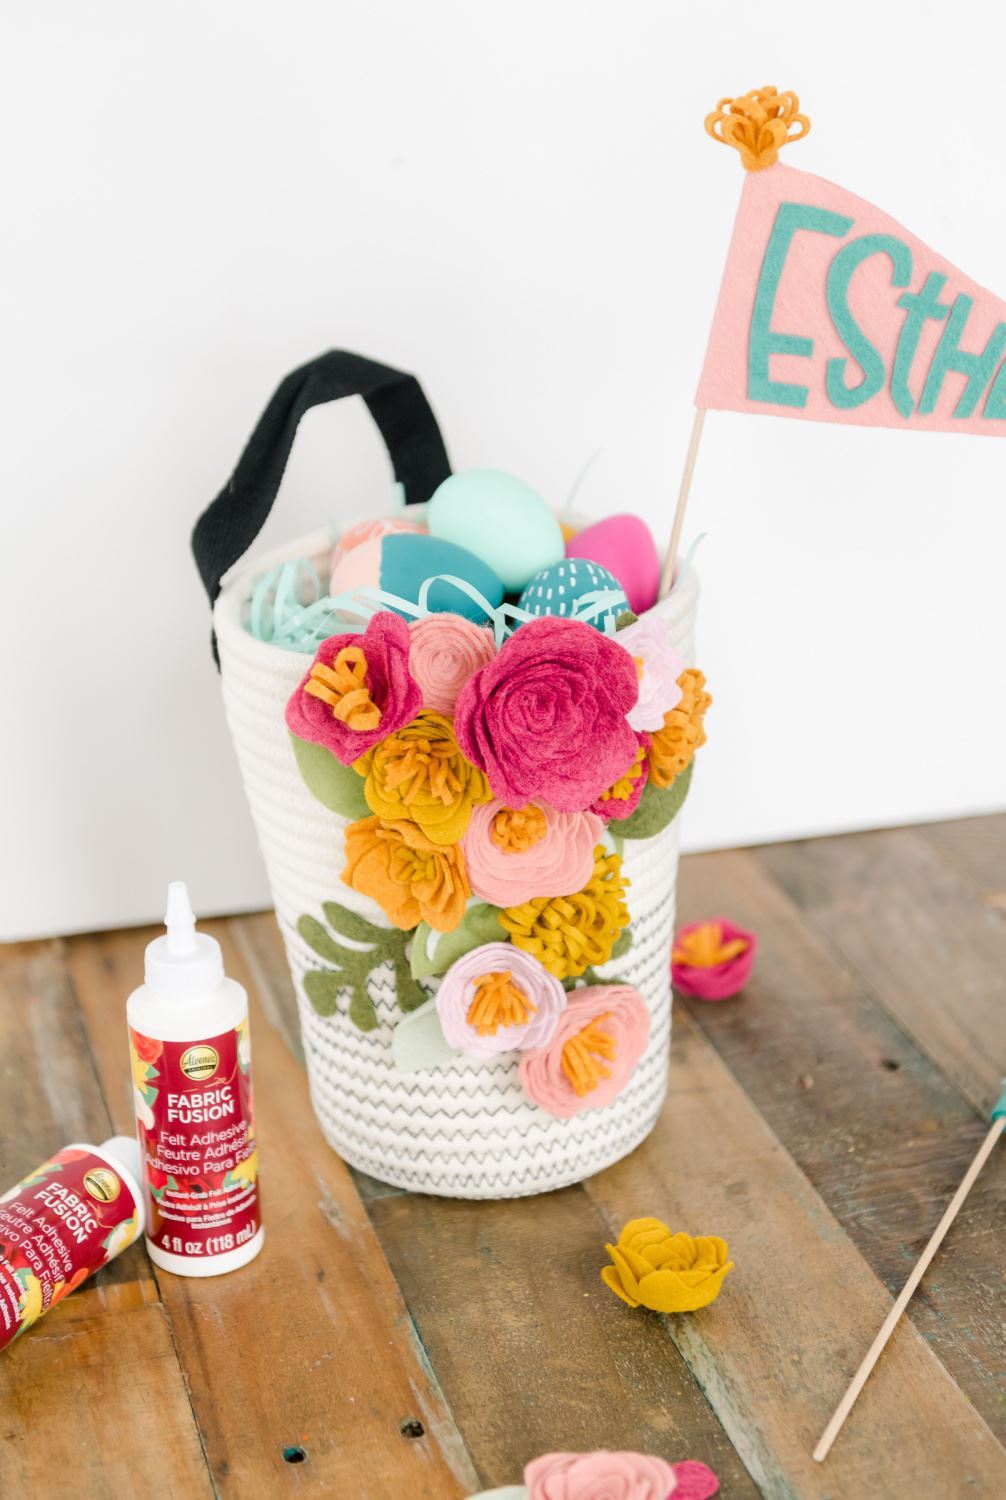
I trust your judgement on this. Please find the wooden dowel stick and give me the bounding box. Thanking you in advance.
[659,407,706,599]
[813,1113,1005,1463]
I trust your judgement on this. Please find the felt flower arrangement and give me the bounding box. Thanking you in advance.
[288,606,711,1119]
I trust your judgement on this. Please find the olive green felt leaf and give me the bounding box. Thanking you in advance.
[617,760,694,840]
[609,929,633,962]
[298,904,426,1031]
[392,999,457,1073]
[615,610,638,630]
[410,903,506,981]
[563,965,627,992]
[290,734,368,818]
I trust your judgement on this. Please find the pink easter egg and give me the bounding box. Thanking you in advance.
[565,513,660,614]
[331,515,424,570]
[328,534,384,605]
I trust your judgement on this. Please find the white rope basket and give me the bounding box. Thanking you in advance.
[215,527,699,1198]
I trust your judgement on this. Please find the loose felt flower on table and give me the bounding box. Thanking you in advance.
[454,616,640,812]
[672,918,756,1001]
[461,799,603,906]
[500,846,629,980]
[615,616,685,733]
[342,815,470,932]
[435,942,566,1058]
[590,736,650,822]
[353,711,491,845]
[519,983,649,1118]
[647,670,711,789]
[285,612,421,765]
[408,612,497,714]
[523,1450,678,1500]
[602,1217,733,1313]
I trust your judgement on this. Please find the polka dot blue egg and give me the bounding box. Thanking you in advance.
[517,558,629,632]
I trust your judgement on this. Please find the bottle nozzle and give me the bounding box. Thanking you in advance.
[164,881,198,957]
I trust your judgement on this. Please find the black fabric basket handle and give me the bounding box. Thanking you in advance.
[192,349,451,661]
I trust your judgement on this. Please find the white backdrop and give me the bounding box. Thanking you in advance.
[3,2,1004,939]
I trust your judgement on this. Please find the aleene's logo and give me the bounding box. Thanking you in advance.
[180,1044,219,1082]
[83,1167,121,1204]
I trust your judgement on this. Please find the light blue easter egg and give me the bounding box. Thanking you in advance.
[517,558,629,632]
[379,532,504,623]
[427,469,564,592]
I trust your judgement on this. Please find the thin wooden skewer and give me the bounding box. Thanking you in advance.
[658,407,706,599]
[814,1092,1006,1463]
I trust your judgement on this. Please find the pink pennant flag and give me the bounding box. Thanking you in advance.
[696,162,1006,436]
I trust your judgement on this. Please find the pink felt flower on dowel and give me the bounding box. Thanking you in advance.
[671,919,757,1001]
[435,943,566,1059]
[454,616,639,812]
[461,800,603,906]
[285,611,421,765]
[519,985,650,1119]
[408,612,497,715]
[615,616,685,732]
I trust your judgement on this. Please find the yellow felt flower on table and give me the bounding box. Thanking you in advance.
[499,845,630,981]
[354,711,490,845]
[601,1217,733,1313]
[647,670,711,789]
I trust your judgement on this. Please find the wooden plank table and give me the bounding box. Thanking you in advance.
[2,814,1004,1497]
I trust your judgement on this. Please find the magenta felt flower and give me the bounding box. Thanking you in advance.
[285,612,421,766]
[671,919,757,1002]
[461,800,603,906]
[454,617,639,812]
[524,1450,677,1500]
[436,943,566,1059]
[408,612,497,715]
[616,616,685,732]
[590,735,650,823]
[519,985,650,1119]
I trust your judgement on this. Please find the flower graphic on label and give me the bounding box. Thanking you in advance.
[225,1150,259,1192]
[13,1270,43,1337]
[102,1210,141,1261]
[49,1266,91,1308]
[129,1028,161,1127]
[235,1017,251,1075]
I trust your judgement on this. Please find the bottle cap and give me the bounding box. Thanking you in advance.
[144,882,225,998]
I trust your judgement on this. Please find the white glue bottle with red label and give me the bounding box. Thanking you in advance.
[126,882,263,1276]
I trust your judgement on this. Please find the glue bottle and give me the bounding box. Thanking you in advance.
[126,882,263,1276]
[0,1135,143,1352]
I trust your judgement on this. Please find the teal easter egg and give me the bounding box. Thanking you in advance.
[380,532,504,622]
[517,558,629,632]
[427,469,564,592]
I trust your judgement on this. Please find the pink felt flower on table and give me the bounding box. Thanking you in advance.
[524,1450,676,1500]
[461,800,603,906]
[435,943,567,1059]
[671,919,757,1002]
[285,611,421,765]
[408,612,497,715]
[590,735,650,823]
[454,617,639,812]
[519,985,650,1119]
[667,1461,720,1498]
[616,617,685,733]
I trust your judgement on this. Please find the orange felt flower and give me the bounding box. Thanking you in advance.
[647,670,711,789]
[602,1217,733,1313]
[342,816,470,932]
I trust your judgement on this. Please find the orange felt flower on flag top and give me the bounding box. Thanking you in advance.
[705,86,810,172]
[602,1217,734,1314]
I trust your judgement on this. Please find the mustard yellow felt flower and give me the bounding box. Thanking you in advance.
[499,846,630,981]
[601,1217,733,1313]
[354,711,490,845]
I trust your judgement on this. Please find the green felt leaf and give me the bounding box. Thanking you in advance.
[615,610,638,630]
[303,969,343,1017]
[391,953,428,1013]
[563,965,627,991]
[609,928,633,962]
[297,915,347,965]
[617,760,694,840]
[299,902,422,1031]
[410,903,505,980]
[392,999,457,1073]
[290,734,368,818]
[303,966,379,1030]
[322,902,384,945]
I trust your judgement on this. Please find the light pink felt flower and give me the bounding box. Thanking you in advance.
[454,616,639,812]
[616,617,685,733]
[408,612,497,715]
[519,985,650,1119]
[461,800,603,906]
[435,943,566,1059]
[524,1450,676,1500]
[285,611,421,765]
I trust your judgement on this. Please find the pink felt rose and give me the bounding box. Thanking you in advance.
[461,800,603,906]
[408,612,498,715]
[436,943,567,1059]
[616,617,685,732]
[524,1450,676,1500]
[590,735,650,823]
[668,1461,719,1499]
[519,985,650,1119]
[671,919,757,1002]
[285,611,421,765]
[454,617,639,812]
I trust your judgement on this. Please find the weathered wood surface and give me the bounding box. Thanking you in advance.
[1,813,1004,1497]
